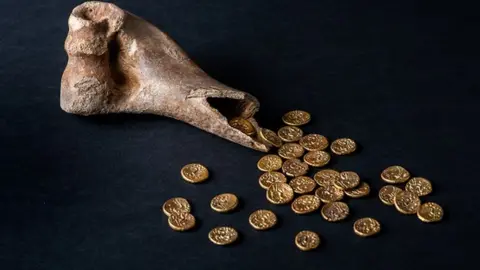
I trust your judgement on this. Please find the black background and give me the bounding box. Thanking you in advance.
[1,0,478,269]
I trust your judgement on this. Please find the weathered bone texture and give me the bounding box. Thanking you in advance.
[61,1,270,151]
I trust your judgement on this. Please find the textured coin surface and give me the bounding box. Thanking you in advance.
[208,227,238,245]
[299,134,329,151]
[417,202,443,223]
[257,154,283,172]
[282,159,309,177]
[228,117,256,136]
[394,191,421,214]
[259,128,283,148]
[330,138,357,155]
[167,212,196,231]
[405,177,432,197]
[381,165,410,184]
[344,182,371,198]
[353,217,381,237]
[321,202,350,222]
[278,126,303,142]
[295,231,320,251]
[378,185,403,205]
[266,182,295,204]
[314,169,340,187]
[303,150,330,167]
[282,110,311,126]
[210,193,238,213]
[315,185,344,203]
[258,171,288,189]
[181,163,209,183]
[162,197,191,216]
[278,143,305,159]
[334,171,360,190]
[289,176,317,194]
[249,209,278,230]
[291,195,321,214]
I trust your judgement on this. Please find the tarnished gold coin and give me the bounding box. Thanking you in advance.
[210,193,238,213]
[394,191,421,214]
[228,117,256,136]
[291,195,321,214]
[282,159,309,177]
[249,209,278,230]
[278,143,305,159]
[257,154,283,172]
[313,169,340,187]
[315,185,344,203]
[266,182,295,204]
[162,197,191,216]
[405,177,432,197]
[330,138,357,155]
[259,128,283,148]
[289,176,317,194]
[303,150,330,167]
[181,163,209,183]
[299,134,329,151]
[278,126,303,142]
[295,230,320,251]
[378,185,402,205]
[282,110,311,126]
[334,171,360,190]
[167,212,196,231]
[321,202,349,222]
[417,202,443,223]
[344,182,370,198]
[353,217,381,237]
[208,226,238,245]
[381,165,410,184]
[258,171,288,189]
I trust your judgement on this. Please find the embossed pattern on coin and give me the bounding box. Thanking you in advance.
[282,110,311,126]
[315,185,344,203]
[344,182,370,198]
[289,176,317,194]
[381,165,410,184]
[278,143,305,159]
[353,217,381,237]
[168,212,196,231]
[259,128,283,148]
[257,154,283,172]
[258,171,288,189]
[266,182,295,204]
[278,126,303,142]
[334,171,360,190]
[282,159,309,177]
[303,150,330,167]
[228,117,256,136]
[417,202,443,223]
[295,230,320,251]
[210,193,238,213]
[321,202,350,222]
[181,163,209,183]
[314,169,340,187]
[299,134,329,151]
[394,191,421,214]
[330,138,357,155]
[162,197,191,216]
[405,177,432,197]
[208,227,238,245]
[291,195,321,214]
[378,185,403,205]
[249,209,278,230]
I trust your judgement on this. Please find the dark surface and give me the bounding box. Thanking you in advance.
[0,0,478,269]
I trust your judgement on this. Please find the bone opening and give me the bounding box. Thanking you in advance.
[206,97,256,121]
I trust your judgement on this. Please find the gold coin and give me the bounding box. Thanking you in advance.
[321,202,349,222]
[162,197,191,216]
[181,163,209,183]
[282,110,311,126]
[266,182,295,204]
[289,176,317,194]
[208,226,238,245]
[330,138,357,155]
[334,171,360,190]
[315,185,344,203]
[313,169,340,187]
[257,154,283,172]
[417,202,443,223]
[381,165,410,184]
[258,171,288,189]
[210,193,238,213]
[295,230,320,251]
[259,128,283,148]
[167,212,196,231]
[249,209,278,230]
[277,126,303,142]
[394,191,421,214]
[405,177,432,197]
[353,217,381,237]
[344,182,370,198]
[303,150,330,167]
[282,159,309,177]
[228,117,256,136]
[291,195,321,214]
[299,134,329,151]
[378,185,403,205]
[278,143,305,159]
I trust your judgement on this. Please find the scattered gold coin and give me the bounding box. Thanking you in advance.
[282,110,311,126]
[258,128,283,148]
[289,176,317,194]
[258,171,288,189]
[344,182,370,198]
[381,165,410,184]
[378,185,403,205]
[266,182,295,204]
[278,143,305,159]
[313,169,340,187]
[208,226,239,245]
[315,185,344,203]
[353,217,381,237]
[291,195,321,214]
[181,163,209,183]
[299,134,329,151]
[257,154,283,172]
[167,212,196,231]
[321,202,350,222]
[417,202,444,223]
[249,209,278,230]
[282,159,309,177]
[278,126,303,142]
[295,230,320,251]
[394,191,421,215]
[162,197,191,216]
[228,117,256,136]
[210,193,239,213]
[405,177,432,197]
[303,150,330,167]
[334,171,360,190]
[330,138,357,155]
